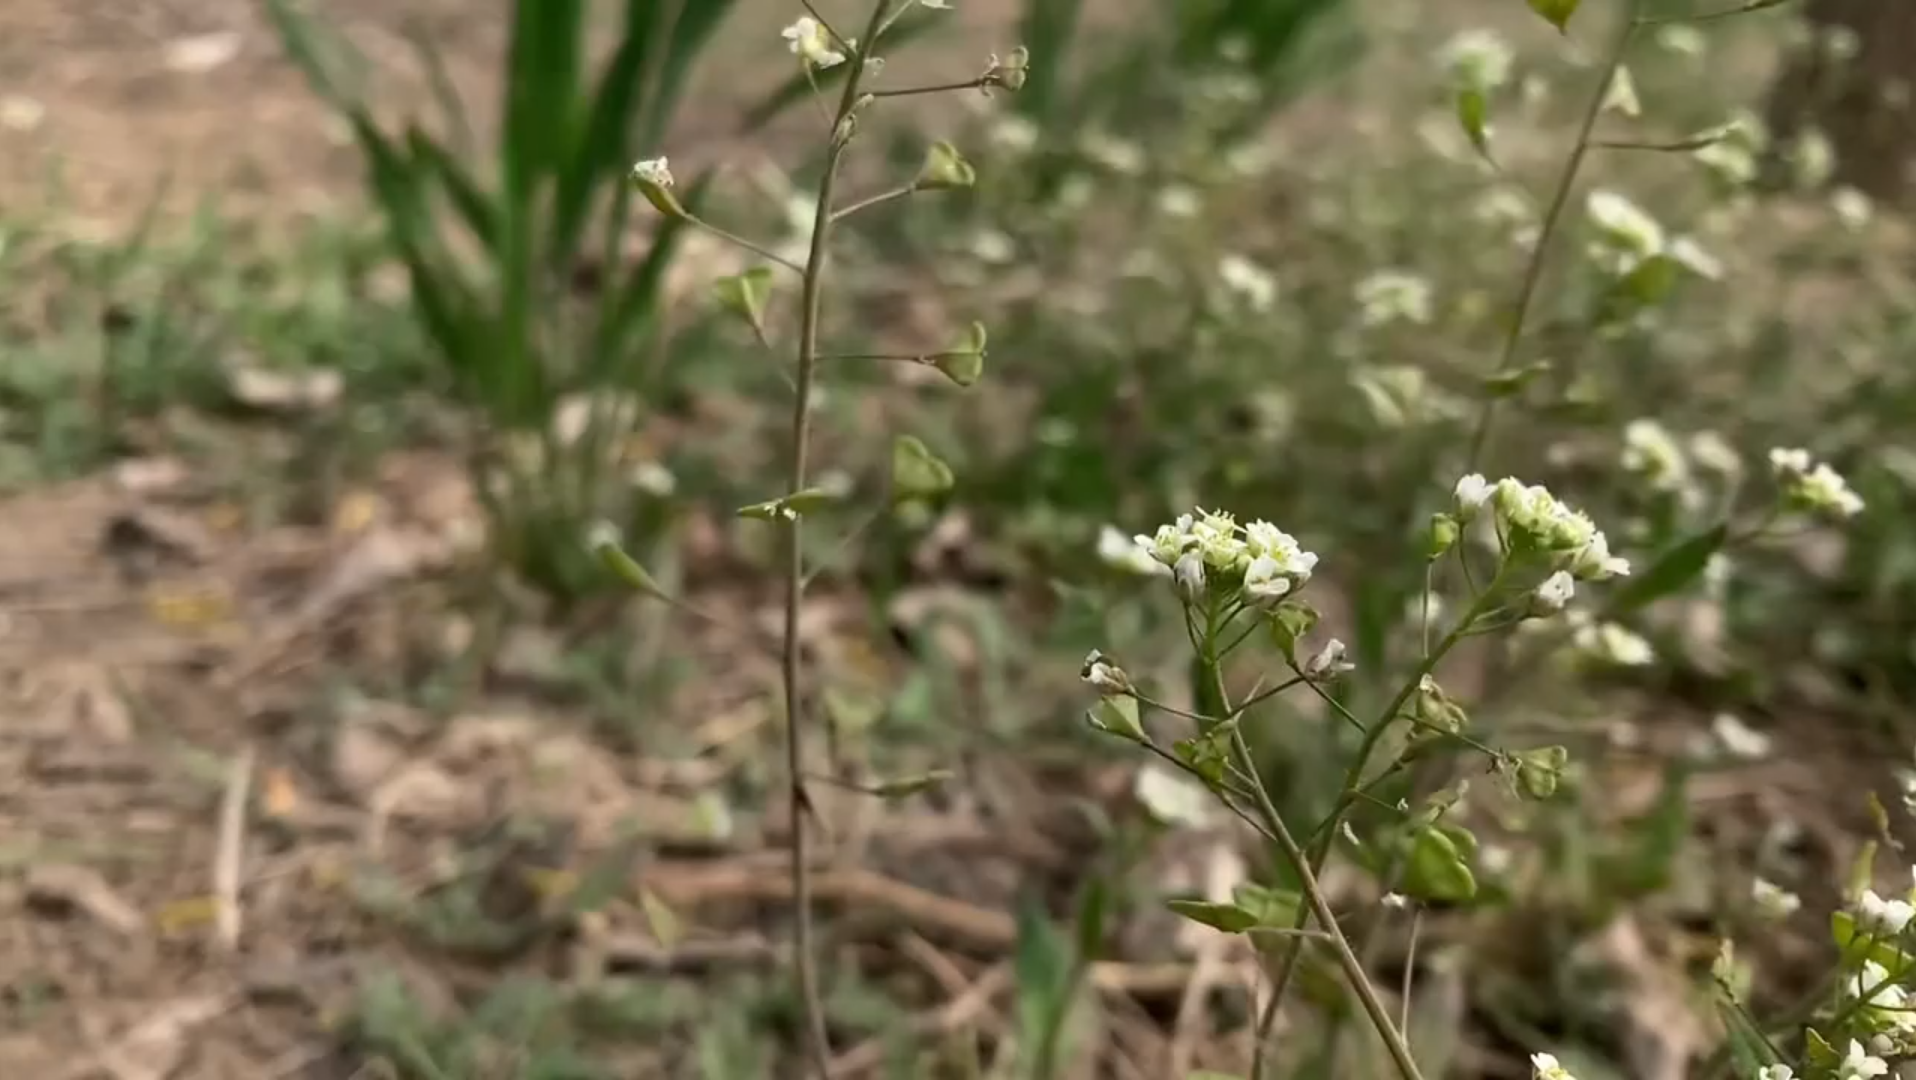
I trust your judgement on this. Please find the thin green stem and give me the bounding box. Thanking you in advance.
[830,183,919,221]
[869,77,994,99]
[1635,0,1794,25]
[683,213,806,274]
[1253,571,1508,1072]
[1462,0,1642,472]
[781,3,894,1074]
[1225,721,1427,1080]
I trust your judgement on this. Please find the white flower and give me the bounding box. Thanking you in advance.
[1770,448,1864,518]
[630,460,676,497]
[1751,877,1801,919]
[1690,430,1741,475]
[1218,254,1277,311]
[1585,188,1665,272]
[1099,526,1171,577]
[1492,478,1601,556]
[920,0,953,8]
[1570,529,1631,581]
[989,115,1040,152]
[782,17,847,69]
[1622,419,1688,492]
[1668,236,1724,280]
[1769,447,1814,476]
[1381,892,1410,909]
[1533,571,1576,614]
[1242,554,1294,603]
[1355,270,1434,327]
[1713,713,1772,760]
[1305,638,1353,679]
[1138,514,1198,566]
[1531,1052,1576,1080]
[1157,185,1201,218]
[1850,960,1899,1003]
[631,156,674,188]
[1081,131,1145,174]
[1440,29,1514,92]
[1175,550,1207,599]
[1243,520,1317,580]
[1573,620,1654,666]
[1655,24,1707,56]
[1695,138,1759,186]
[1857,889,1916,936]
[1193,509,1249,570]
[1601,65,1641,118]
[1792,128,1836,189]
[1134,763,1212,829]
[1833,186,1873,231]
[1801,463,1866,518]
[1839,1039,1888,1080]
[1454,474,1492,520]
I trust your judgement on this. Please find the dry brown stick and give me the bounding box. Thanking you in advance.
[830,962,1014,1076]
[213,744,256,953]
[1169,932,1238,1077]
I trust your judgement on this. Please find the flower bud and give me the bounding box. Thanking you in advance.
[1427,512,1460,560]
[630,157,686,218]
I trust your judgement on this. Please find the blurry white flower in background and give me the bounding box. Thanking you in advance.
[1833,186,1873,231]
[1355,269,1434,327]
[1751,877,1801,919]
[1135,764,1213,829]
[1712,712,1772,759]
[782,17,847,69]
[1440,29,1514,92]
[1655,24,1707,56]
[1218,254,1277,311]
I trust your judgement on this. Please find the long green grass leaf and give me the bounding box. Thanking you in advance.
[406,128,499,254]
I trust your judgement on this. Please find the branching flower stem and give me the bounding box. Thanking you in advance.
[783,1,894,1073]
[1463,0,1643,472]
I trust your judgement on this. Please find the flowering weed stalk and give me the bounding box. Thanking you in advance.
[616,1,1021,1072]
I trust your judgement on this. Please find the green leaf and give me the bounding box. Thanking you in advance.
[1231,883,1299,928]
[1267,599,1320,661]
[1526,0,1581,32]
[1482,359,1552,399]
[916,140,977,190]
[1166,898,1258,934]
[1605,524,1729,616]
[1615,253,1681,307]
[1402,827,1478,903]
[892,435,956,500]
[711,266,773,333]
[1085,695,1145,742]
[1455,87,1492,161]
[591,533,665,596]
[1174,731,1230,787]
[1074,880,1109,966]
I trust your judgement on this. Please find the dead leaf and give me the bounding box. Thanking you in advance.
[1589,917,1708,1080]
[25,863,145,936]
[109,457,190,495]
[224,362,342,414]
[88,993,233,1080]
[143,585,233,628]
[163,32,242,74]
[39,661,135,743]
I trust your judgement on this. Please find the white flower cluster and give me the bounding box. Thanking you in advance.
[1769,447,1865,520]
[1218,254,1278,312]
[1584,189,1722,280]
[1355,269,1434,327]
[1440,29,1514,93]
[1456,475,1630,578]
[782,17,847,69]
[1530,1052,1576,1080]
[1128,509,1319,603]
